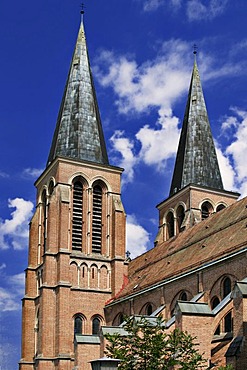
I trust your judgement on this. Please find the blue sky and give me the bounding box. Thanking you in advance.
[1,0,247,368]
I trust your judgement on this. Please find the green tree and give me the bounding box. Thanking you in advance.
[217,366,233,370]
[105,316,205,370]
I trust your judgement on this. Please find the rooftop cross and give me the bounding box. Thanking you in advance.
[193,44,198,55]
[80,3,85,14]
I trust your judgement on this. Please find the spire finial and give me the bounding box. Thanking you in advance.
[193,44,198,61]
[80,3,85,22]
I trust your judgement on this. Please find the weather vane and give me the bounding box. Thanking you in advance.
[193,44,198,55]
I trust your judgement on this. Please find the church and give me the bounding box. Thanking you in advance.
[19,16,247,370]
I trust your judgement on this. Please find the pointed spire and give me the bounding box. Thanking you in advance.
[169,56,223,196]
[47,18,109,166]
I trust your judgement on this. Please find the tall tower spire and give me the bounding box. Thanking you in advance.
[20,16,126,370]
[47,19,109,166]
[169,56,223,196]
[155,54,239,245]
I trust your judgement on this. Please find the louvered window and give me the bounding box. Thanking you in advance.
[92,185,102,253]
[72,181,83,249]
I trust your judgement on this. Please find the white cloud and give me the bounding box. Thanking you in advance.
[126,215,150,259]
[94,38,243,118]
[0,198,34,250]
[110,111,180,183]
[22,167,43,179]
[170,0,182,7]
[0,272,25,312]
[95,38,246,185]
[95,40,191,182]
[141,0,227,21]
[94,41,191,115]
[216,145,236,191]
[0,171,9,178]
[221,115,239,131]
[219,108,247,197]
[110,131,138,184]
[136,109,180,169]
[187,0,228,21]
[225,110,247,184]
[9,272,25,296]
[0,342,17,370]
[0,287,21,312]
[0,263,6,271]
[143,0,163,11]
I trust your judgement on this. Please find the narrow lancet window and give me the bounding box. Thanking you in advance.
[72,181,83,249]
[146,304,153,315]
[166,211,175,239]
[180,292,188,301]
[92,317,101,335]
[74,316,82,334]
[223,277,231,298]
[41,190,47,253]
[92,185,102,253]
[176,205,185,232]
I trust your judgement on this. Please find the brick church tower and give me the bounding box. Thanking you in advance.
[19,19,126,370]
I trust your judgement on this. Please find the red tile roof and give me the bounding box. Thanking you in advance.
[113,196,247,302]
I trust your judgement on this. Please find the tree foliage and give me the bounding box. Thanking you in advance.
[105,316,205,370]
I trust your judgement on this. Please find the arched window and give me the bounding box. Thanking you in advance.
[41,190,47,252]
[223,277,231,298]
[72,180,83,250]
[146,304,153,316]
[118,313,124,325]
[211,296,220,309]
[35,309,40,355]
[166,211,174,238]
[92,185,102,253]
[92,317,101,335]
[48,180,54,196]
[216,204,226,212]
[74,316,83,335]
[224,312,232,333]
[100,265,108,290]
[201,201,213,220]
[211,296,221,335]
[112,313,124,327]
[81,263,88,288]
[176,205,185,232]
[180,292,188,301]
[35,309,39,333]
